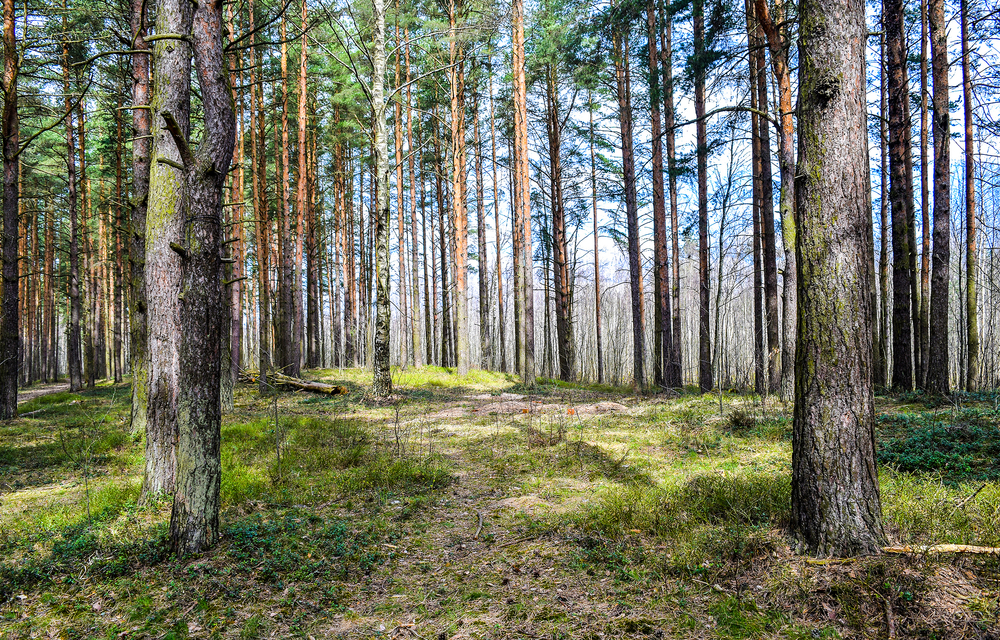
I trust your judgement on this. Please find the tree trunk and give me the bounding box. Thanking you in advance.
[753,0,795,400]
[545,65,574,382]
[693,0,712,393]
[250,0,272,394]
[918,0,930,388]
[63,33,83,394]
[648,0,671,390]
[512,0,534,387]
[489,77,506,373]
[614,27,645,389]
[297,0,311,370]
[658,3,682,387]
[961,0,977,392]
[449,13,469,376]
[886,0,916,392]
[875,30,889,388]
[474,75,490,370]
[370,0,392,396]
[169,0,235,554]
[406,32,423,368]
[588,93,603,385]
[143,0,191,499]
[792,0,886,557]
[925,0,950,395]
[1,0,19,418]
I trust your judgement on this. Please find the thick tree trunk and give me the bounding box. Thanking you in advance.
[885,0,915,391]
[1,0,19,419]
[169,0,235,554]
[925,0,950,395]
[142,0,191,499]
[792,0,886,557]
[961,0,977,392]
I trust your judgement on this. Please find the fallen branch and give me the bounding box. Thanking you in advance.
[239,371,349,395]
[883,544,1000,556]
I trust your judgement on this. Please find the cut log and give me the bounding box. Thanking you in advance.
[883,544,1000,556]
[238,370,349,395]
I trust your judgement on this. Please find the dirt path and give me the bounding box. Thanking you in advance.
[18,381,71,405]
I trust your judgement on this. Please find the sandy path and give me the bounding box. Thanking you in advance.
[18,382,71,405]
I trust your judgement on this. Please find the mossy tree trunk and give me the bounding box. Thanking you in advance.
[792,0,886,557]
[169,0,235,555]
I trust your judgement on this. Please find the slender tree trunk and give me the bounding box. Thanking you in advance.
[545,66,574,382]
[658,4,682,387]
[753,0,795,400]
[250,0,272,393]
[297,0,311,369]
[925,0,950,394]
[169,0,235,554]
[63,33,83,394]
[648,0,671,389]
[489,78,506,373]
[142,0,191,500]
[875,30,889,388]
[512,0,534,387]
[961,0,977,391]
[449,12,469,376]
[1,0,19,418]
[693,0,712,392]
[613,27,646,388]
[918,0,930,387]
[370,0,392,396]
[406,32,422,368]
[395,22,408,369]
[588,94,603,385]
[747,0,765,395]
[792,0,886,556]
[474,76,490,370]
[886,0,915,391]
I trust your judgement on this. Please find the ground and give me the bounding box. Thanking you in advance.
[2,368,999,639]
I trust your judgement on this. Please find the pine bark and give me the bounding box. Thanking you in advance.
[1,0,19,418]
[512,0,534,387]
[694,0,712,392]
[613,26,645,388]
[142,0,191,499]
[63,32,83,394]
[925,0,950,394]
[792,0,886,556]
[961,0,977,391]
[169,0,235,554]
[885,0,916,391]
[648,0,671,389]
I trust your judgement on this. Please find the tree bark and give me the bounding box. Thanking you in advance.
[694,0,712,393]
[925,0,950,395]
[370,0,392,396]
[648,0,671,390]
[142,0,191,499]
[449,11,469,377]
[792,0,886,557]
[1,0,19,418]
[474,74,490,370]
[613,26,645,389]
[918,0,930,388]
[169,0,235,554]
[63,31,83,394]
[961,0,977,392]
[490,77,506,373]
[885,0,916,392]
[588,93,603,385]
[512,0,534,387]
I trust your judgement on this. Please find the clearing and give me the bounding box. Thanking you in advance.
[1,368,999,639]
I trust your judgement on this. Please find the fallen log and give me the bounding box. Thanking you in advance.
[883,544,1000,556]
[238,370,349,395]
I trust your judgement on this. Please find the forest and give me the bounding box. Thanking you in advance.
[2,0,1000,634]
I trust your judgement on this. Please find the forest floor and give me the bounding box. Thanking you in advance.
[2,368,1000,640]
